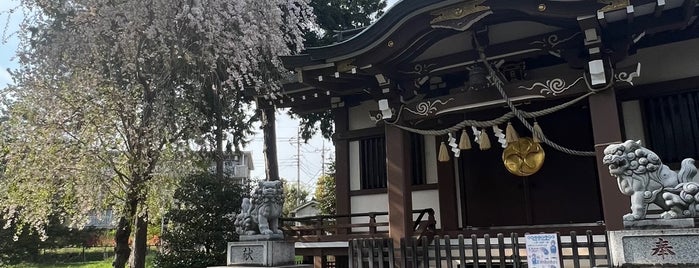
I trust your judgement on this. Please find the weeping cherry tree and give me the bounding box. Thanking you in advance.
[0,0,313,267]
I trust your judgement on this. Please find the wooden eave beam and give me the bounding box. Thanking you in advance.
[287,0,676,71]
[286,101,333,115]
[280,54,325,70]
[296,67,377,92]
[682,0,698,24]
[655,0,667,17]
[350,16,451,71]
[303,70,376,84]
[258,94,330,109]
[391,7,693,81]
[298,64,372,81]
[281,0,687,81]
[630,5,697,34]
[276,0,693,111]
[397,63,641,122]
[393,29,584,79]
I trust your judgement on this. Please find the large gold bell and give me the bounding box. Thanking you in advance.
[502,137,545,176]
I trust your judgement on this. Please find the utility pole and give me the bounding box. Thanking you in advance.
[297,127,301,207]
[321,139,325,176]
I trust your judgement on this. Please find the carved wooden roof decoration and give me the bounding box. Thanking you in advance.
[273,0,698,117]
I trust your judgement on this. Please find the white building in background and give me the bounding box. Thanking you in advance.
[291,200,319,218]
[85,209,115,229]
[207,151,254,185]
[290,200,319,226]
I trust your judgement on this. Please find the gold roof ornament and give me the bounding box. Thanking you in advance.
[598,0,630,13]
[502,137,545,176]
[430,0,491,24]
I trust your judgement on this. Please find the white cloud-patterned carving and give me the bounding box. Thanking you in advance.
[518,76,584,96]
[404,98,455,116]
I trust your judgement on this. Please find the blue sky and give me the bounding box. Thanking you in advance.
[0,0,20,87]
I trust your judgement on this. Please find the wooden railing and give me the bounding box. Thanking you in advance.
[349,230,609,268]
[280,209,436,242]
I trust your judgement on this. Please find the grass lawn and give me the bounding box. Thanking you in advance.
[9,257,155,268]
[8,259,113,268]
[8,248,155,268]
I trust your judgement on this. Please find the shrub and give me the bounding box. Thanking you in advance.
[154,173,246,268]
[0,220,41,265]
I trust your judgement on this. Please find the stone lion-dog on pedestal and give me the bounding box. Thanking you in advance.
[234,180,284,236]
[603,140,699,220]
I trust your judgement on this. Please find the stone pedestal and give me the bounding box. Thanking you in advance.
[608,227,699,267]
[623,218,695,230]
[227,240,296,267]
[238,234,284,241]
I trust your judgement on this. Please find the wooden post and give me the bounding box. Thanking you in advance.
[436,135,459,231]
[332,106,351,233]
[316,217,323,237]
[588,89,627,230]
[386,125,413,247]
[261,106,279,181]
[369,213,377,234]
[314,255,325,268]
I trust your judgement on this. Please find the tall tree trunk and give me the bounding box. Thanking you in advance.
[216,108,224,181]
[129,214,148,268]
[113,217,131,268]
[261,106,279,181]
[113,198,138,268]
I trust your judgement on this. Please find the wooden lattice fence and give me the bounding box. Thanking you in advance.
[349,231,609,268]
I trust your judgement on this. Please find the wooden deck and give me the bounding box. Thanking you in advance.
[280,209,437,243]
[282,210,611,268]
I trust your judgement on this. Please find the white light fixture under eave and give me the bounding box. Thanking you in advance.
[589,59,606,86]
[378,99,393,119]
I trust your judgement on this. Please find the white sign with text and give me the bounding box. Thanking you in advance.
[525,233,561,268]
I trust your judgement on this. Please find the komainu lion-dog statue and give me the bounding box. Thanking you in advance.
[234,180,284,236]
[603,140,699,220]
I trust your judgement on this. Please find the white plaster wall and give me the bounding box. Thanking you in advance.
[412,189,442,229]
[349,141,361,191]
[625,38,699,85]
[423,135,438,184]
[349,190,442,231]
[350,194,389,214]
[349,101,377,130]
[350,194,389,232]
[621,100,646,144]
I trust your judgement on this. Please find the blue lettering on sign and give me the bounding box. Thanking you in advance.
[528,234,556,242]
